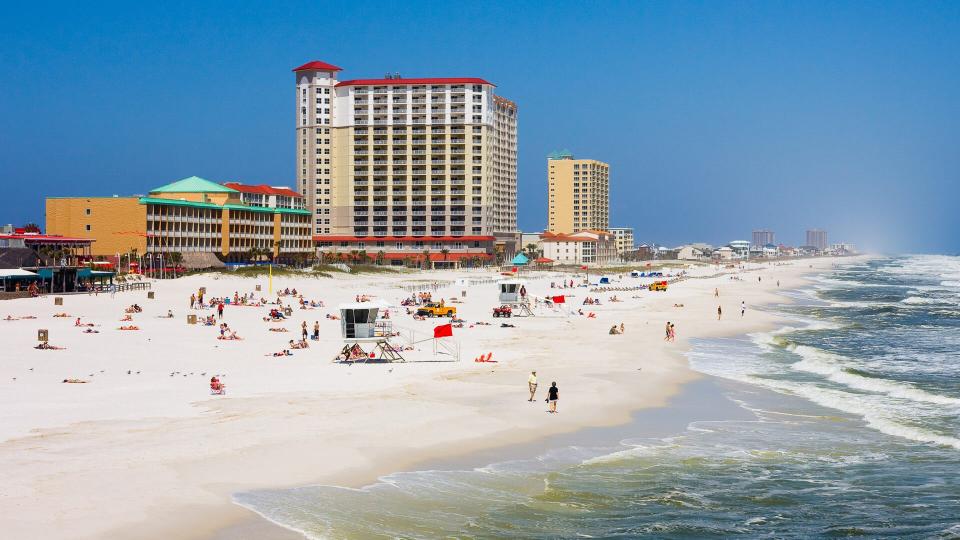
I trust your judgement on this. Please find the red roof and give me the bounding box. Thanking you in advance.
[292,60,343,72]
[534,257,555,263]
[314,235,495,242]
[336,77,494,88]
[223,182,302,198]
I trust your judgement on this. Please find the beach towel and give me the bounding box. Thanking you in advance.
[552,295,566,304]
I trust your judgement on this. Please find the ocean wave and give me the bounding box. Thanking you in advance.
[749,378,960,450]
[901,296,945,305]
[787,344,960,406]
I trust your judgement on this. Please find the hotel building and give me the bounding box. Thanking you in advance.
[547,151,609,234]
[46,177,312,261]
[805,229,828,250]
[293,60,518,267]
[752,229,775,248]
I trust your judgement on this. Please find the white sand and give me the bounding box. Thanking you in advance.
[0,258,849,539]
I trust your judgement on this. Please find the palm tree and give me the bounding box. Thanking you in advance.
[525,243,541,259]
[167,251,183,268]
[422,249,431,270]
[440,248,450,267]
[375,250,386,266]
[357,250,368,265]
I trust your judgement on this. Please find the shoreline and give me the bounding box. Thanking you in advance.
[0,257,856,540]
[207,262,836,540]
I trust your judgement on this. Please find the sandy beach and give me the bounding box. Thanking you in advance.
[0,257,847,540]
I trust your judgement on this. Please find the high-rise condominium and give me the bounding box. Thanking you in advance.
[293,60,518,266]
[752,229,775,247]
[806,229,828,250]
[546,151,609,234]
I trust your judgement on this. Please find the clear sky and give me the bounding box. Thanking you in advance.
[2,1,958,252]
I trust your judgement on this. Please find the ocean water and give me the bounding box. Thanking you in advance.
[236,255,960,539]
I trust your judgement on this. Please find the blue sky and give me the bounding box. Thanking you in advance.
[2,1,958,252]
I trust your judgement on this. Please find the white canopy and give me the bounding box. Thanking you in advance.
[0,269,38,278]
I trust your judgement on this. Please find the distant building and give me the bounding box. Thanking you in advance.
[609,227,634,255]
[728,240,750,258]
[713,246,735,261]
[752,229,775,247]
[46,176,313,262]
[830,242,856,255]
[806,229,828,250]
[540,230,617,266]
[547,151,610,234]
[677,245,707,261]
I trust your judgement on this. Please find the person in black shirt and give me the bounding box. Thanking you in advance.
[546,382,559,413]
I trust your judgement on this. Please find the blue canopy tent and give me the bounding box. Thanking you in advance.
[510,253,529,266]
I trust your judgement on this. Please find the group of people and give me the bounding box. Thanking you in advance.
[401,291,434,305]
[609,322,626,335]
[527,371,560,413]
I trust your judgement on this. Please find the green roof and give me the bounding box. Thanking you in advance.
[138,197,310,215]
[150,176,238,194]
[547,149,574,160]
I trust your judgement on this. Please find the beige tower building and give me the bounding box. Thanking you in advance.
[547,151,609,234]
[293,60,519,266]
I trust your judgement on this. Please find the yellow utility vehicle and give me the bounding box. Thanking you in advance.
[648,281,669,292]
[416,303,458,317]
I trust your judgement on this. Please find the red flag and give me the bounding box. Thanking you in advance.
[433,323,453,338]
[552,295,566,304]
[580,265,588,270]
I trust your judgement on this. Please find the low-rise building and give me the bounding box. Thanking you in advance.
[677,245,708,261]
[609,227,634,256]
[539,229,617,266]
[712,246,735,260]
[46,176,313,263]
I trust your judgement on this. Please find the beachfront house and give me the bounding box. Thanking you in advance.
[677,245,707,261]
[539,230,617,266]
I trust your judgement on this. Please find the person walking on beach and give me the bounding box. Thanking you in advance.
[312,321,320,341]
[665,321,671,341]
[190,293,196,310]
[217,302,224,319]
[301,321,308,341]
[669,323,676,342]
[527,371,538,401]
[546,382,559,413]
[741,301,746,317]
[714,287,719,298]
[717,305,723,320]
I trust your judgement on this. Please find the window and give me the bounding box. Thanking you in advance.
[85,208,91,215]
[85,224,91,231]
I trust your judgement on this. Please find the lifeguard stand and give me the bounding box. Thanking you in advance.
[498,280,534,317]
[336,303,404,363]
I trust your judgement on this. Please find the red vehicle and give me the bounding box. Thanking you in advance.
[493,305,513,318]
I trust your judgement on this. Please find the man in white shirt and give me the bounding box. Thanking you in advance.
[527,371,538,402]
